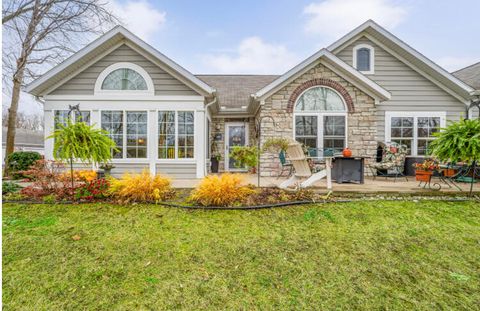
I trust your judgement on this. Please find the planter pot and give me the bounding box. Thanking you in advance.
[443,168,457,177]
[103,169,112,177]
[210,157,219,173]
[415,170,432,182]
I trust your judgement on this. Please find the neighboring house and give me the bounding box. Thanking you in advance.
[25,20,475,178]
[452,62,480,118]
[2,127,44,161]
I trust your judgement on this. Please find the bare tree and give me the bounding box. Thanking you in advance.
[2,107,43,131]
[2,0,120,174]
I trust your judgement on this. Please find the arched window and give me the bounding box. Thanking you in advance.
[353,44,374,74]
[94,62,154,95]
[294,86,347,155]
[102,68,147,90]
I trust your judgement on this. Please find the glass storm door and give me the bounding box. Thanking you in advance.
[225,123,247,171]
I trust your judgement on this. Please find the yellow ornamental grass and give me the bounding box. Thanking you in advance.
[190,173,255,206]
[108,170,174,203]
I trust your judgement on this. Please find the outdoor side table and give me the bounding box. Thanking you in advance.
[332,156,365,184]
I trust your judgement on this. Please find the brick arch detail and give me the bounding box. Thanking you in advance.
[287,78,355,113]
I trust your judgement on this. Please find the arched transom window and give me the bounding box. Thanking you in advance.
[94,62,154,95]
[102,68,148,90]
[294,86,347,156]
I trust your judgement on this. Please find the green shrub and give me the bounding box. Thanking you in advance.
[42,194,57,204]
[6,151,42,178]
[229,146,259,169]
[2,181,22,195]
[3,192,26,201]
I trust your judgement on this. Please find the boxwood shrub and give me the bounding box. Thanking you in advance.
[6,151,42,178]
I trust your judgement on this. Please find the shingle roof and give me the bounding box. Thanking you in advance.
[196,75,279,110]
[452,62,480,90]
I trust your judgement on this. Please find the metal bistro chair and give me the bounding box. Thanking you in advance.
[369,142,408,182]
[278,150,293,178]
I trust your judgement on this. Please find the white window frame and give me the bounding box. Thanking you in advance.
[94,62,155,96]
[292,86,348,152]
[100,110,149,161]
[385,111,446,156]
[353,44,375,74]
[157,109,196,161]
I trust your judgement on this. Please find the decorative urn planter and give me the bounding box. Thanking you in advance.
[210,157,220,173]
[443,168,457,177]
[415,170,433,182]
[342,148,352,158]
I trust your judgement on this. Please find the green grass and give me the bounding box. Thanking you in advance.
[3,201,480,310]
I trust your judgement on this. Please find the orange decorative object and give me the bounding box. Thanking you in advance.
[443,169,456,177]
[415,170,432,182]
[342,148,352,157]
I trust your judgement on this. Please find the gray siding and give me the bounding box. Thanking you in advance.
[109,163,149,178]
[156,163,196,179]
[335,37,467,141]
[51,44,199,96]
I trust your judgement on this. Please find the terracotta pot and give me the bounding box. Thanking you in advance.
[342,148,352,157]
[443,168,456,177]
[415,170,432,182]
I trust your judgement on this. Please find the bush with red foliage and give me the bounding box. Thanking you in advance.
[20,160,76,200]
[75,178,110,202]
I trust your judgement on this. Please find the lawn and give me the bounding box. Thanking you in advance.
[3,200,479,310]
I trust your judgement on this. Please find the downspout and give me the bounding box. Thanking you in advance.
[204,96,217,176]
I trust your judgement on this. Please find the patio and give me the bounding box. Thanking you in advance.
[171,174,480,194]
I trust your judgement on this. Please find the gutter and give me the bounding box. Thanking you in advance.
[204,96,217,176]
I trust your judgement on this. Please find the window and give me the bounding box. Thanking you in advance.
[353,44,374,74]
[102,68,148,90]
[294,87,347,155]
[126,112,148,158]
[386,112,445,156]
[54,110,90,127]
[158,111,195,159]
[101,111,148,159]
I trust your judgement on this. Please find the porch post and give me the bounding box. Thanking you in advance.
[44,109,55,160]
[148,109,156,175]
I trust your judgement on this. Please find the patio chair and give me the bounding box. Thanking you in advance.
[368,142,408,182]
[277,150,293,178]
[279,142,332,190]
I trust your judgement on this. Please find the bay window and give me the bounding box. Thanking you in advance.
[158,111,195,159]
[386,112,445,156]
[101,111,147,159]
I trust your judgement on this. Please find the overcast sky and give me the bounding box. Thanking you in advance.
[7,0,480,114]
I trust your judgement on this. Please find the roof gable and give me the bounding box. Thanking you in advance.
[26,26,215,97]
[253,49,391,101]
[328,20,474,100]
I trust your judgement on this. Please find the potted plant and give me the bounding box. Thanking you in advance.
[229,145,259,173]
[413,159,439,182]
[262,137,289,153]
[428,118,480,195]
[99,162,115,177]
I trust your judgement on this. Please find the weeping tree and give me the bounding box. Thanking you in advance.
[48,119,118,199]
[429,118,480,195]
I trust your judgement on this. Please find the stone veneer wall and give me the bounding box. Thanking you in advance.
[209,117,255,172]
[257,62,377,176]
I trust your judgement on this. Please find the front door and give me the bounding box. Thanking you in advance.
[225,123,248,171]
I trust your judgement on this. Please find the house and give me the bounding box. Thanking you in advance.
[26,20,475,178]
[2,127,44,161]
[452,62,480,118]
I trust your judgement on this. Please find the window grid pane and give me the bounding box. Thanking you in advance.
[178,111,194,159]
[295,116,318,150]
[101,111,124,158]
[158,111,176,159]
[126,111,147,158]
[323,116,346,153]
[357,48,370,71]
[417,117,440,155]
[391,117,413,155]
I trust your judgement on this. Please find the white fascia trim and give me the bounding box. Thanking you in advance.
[26,26,216,96]
[94,62,154,95]
[44,94,205,101]
[328,20,474,94]
[352,43,375,74]
[253,49,390,101]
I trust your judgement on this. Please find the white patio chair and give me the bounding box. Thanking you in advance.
[279,142,332,190]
